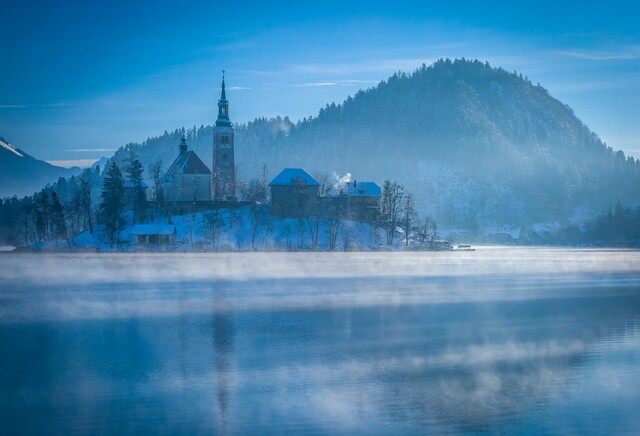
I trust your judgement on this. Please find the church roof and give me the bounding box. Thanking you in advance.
[269,168,320,186]
[162,150,211,179]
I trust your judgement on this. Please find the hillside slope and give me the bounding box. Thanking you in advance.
[114,59,640,228]
[0,137,81,198]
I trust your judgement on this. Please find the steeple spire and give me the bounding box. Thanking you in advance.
[179,135,188,155]
[221,70,226,100]
[216,70,231,127]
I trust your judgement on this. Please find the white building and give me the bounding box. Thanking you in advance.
[159,136,212,202]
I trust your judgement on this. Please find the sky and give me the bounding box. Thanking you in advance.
[1,0,639,166]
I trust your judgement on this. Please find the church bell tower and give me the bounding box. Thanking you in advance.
[212,71,236,200]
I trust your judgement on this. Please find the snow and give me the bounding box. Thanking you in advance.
[0,139,24,157]
[55,205,398,252]
[130,224,175,235]
[269,168,320,186]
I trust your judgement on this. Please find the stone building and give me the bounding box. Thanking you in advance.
[323,180,382,221]
[159,136,212,202]
[212,72,236,201]
[269,168,320,217]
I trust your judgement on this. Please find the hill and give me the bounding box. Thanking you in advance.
[0,137,81,198]
[114,59,640,228]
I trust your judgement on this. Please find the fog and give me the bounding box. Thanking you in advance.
[1,248,639,324]
[1,248,639,433]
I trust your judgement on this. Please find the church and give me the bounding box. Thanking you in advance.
[159,72,236,203]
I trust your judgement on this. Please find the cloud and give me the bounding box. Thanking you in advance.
[292,82,338,88]
[0,102,70,109]
[47,159,98,168]
[263,79,381,89]
[67,148,117,153]
[288,58,436,76]
[227,86,252,90]
[554,46,640,61]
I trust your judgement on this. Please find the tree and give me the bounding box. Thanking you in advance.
[417,216,439,248]
[125,154,146,224]
[34,191,51,242]
[77,175,94,234]
[51,192,68,244]
[149,159,164,203]
[99,161,125,247]
[403,193,417,247]
[381,180,404,245]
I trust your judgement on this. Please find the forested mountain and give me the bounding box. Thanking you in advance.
[0,137,81,198]
[114,59,640,228]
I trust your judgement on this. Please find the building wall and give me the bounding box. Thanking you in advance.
[270,185,320,217]
[212,126,235,200]
[161,174,212,202]
[322,196,381,221]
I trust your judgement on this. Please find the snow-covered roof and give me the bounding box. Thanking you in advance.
[130,224,176,236]
[162,151,211,179]
[269,168,320,186]
[343,181,382,197]
[124,180,149,189]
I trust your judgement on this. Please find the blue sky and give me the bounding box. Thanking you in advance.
[1,0,639,166]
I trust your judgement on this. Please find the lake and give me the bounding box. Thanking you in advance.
[1,248,639,434]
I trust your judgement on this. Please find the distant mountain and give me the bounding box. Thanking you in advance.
[114,59,640,228]
[0,137,81,198]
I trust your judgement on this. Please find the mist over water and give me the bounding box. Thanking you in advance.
[1,248,639,434]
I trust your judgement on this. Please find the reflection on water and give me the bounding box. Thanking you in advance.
[0,248,639,434]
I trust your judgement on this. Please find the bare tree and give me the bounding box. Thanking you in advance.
[77,176,94,234]
[149,159,164,203]
[403,193,417,247]
[381,180,404,245]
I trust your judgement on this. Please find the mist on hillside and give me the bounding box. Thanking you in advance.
[108,59,640,229]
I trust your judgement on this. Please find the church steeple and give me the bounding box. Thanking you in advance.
[212,69,236,201]
[216,70,231,127]
[179,135,188,155]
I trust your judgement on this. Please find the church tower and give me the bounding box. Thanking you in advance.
[212,71,236,200]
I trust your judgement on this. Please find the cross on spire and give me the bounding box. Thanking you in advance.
[216,69,231,126]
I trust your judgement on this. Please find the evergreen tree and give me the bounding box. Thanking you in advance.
[99,161,125,247]
[125,155,146,224]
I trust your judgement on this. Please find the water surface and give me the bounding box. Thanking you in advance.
[1,248,639,434]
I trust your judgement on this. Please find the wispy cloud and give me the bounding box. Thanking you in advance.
[67,148,117,153]
[0,102,71,109]
[554,46,640,61]
[47,159,98,168]
[227,86,252,90]
[263,79,381,89]
[289,58,433,75]
[292,82,338,88]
